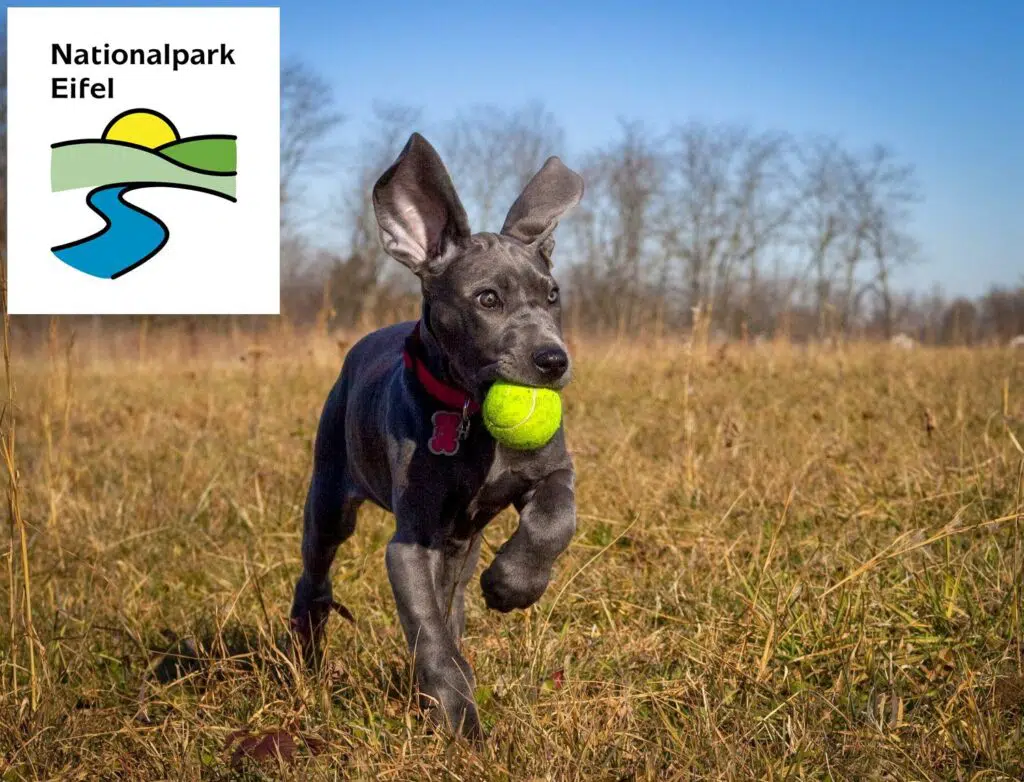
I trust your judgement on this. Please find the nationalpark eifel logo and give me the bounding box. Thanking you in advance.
[7,8,279,316]
[51,108,237,279]
[47,42,238,279]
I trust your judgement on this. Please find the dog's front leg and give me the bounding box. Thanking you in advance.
[386,523,481,738]
[440,533,483,646]
[481,468,577,613]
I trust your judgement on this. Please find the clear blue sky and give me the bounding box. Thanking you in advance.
[7,0,1023,296]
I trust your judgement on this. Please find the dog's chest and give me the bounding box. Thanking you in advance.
[454,446,533,534]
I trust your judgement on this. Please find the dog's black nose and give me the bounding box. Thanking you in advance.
[532,346,569,377]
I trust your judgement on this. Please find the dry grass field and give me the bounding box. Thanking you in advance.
[2,325,1024,780]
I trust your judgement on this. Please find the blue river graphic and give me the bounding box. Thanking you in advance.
[52,184,170,279]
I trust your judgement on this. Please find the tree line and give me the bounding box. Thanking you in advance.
[277,61,1022,345]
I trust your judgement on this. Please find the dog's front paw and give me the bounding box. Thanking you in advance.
[417,655,482,740]
[480,559,549,613]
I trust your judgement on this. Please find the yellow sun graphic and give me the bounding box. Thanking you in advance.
[102,109,180,149]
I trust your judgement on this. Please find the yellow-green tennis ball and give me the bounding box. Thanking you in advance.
[482,382,562,450]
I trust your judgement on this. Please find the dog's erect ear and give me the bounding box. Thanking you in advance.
[372,133,471,273]
[501,157,584,264]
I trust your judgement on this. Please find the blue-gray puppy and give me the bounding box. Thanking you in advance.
[290,133,584,737]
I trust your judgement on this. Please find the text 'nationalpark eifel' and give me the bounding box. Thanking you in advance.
[51,43,237,99]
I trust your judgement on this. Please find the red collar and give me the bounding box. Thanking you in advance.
[402,322,481,414]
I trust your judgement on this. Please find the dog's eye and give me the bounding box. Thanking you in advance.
[547,288,560,305]
[477,290,500,309]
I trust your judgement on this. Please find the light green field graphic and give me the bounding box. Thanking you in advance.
[51,141,236,198]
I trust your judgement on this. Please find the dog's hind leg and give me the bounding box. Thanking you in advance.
[290,419,361,664]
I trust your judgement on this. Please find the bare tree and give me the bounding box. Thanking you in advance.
[791,137,848,338]
[504,101,567,192]
[859,145,920,339]
[787,139,920,341]
[606,121,664,331]
[444,101,565,231]
[328,102,422,327]
[721,130,794,332]
[443,105,510,231]
[566,121,663,332]
[833,157,875,335]
[280,60,343,238]
[660,122,793,331]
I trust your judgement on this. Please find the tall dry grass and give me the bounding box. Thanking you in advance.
[1,318,1023,779]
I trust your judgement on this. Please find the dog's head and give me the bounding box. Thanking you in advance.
[373,133,584,398]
